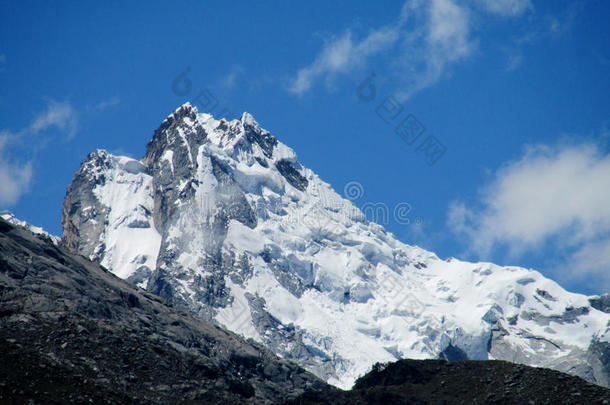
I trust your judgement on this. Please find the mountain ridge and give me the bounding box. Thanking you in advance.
[60,103,610,388]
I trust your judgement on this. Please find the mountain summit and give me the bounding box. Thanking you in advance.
[61,104,610,388]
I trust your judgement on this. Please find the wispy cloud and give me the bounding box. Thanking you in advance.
[1,100,79,146]
[0,100,78,206]
[501,2,585,71]
[289,24,400,95]
[396,0,474,100]
[564,237,610,291]
[29,100,78,138]
[0,53,6,72]
[546,2,584,37]
[473,0,533,17]
[0,132,33,205]
[288,1,590,97]
[288,0,537,100]
[219,65,245,90]
[0,162,33,205]
[504,48,523,71]
[448,141,610,290]
[88,96,120,112]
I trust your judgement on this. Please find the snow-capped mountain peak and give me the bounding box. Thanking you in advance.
[61,105,610,389]
[240,111,259,127]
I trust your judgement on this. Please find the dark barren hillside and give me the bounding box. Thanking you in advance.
[0,218,326,404]
[289,359,610,404]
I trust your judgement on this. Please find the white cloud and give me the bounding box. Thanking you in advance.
[564,237,610,291]
[0,161,32,206]
[29,100,78,138]
[288,0,557,98]
[289,0,477,99]
[505,49,523,71]
[474,0,532,17]
[448,142,610,290]
[498,3,584,73]
[0,100,78,206]
[546,2,584,37]
[289,25,400,95]
[427,0,472,60]
[89,97,120,112]
[397,0,474,99]
[0,133,32,206]
[219,65,245,90]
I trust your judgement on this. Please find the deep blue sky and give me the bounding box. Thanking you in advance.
[1,0,609,294]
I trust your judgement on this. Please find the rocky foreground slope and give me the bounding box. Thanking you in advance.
[0,217,326,404]
[61,103,610,388]
[289,359,610,404]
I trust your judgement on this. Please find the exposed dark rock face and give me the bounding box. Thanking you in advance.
[139,104,261,321]
[588,339,610,388]
[242,117,278,159]
[591,294,610,314]
[438,344,468,361]
[142,103,206,232]
[275,160,308,192]
[521,306,590,326]
[245,292,338,380]
[288,359,610,404]
[60,148,160,288]
[0,218,326,404]
[61,149,112,259]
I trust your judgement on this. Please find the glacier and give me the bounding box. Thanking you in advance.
[60,103,610,388]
